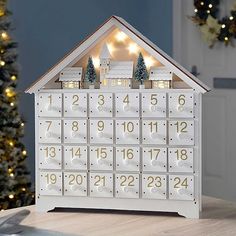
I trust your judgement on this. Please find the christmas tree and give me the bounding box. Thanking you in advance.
[134,52,148,85]
[85,56,97,85]
[0,0,34,210]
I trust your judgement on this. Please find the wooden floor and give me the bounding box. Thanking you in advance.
[1,196,236,236]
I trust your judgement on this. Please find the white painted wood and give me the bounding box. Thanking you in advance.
[173,0,236,202]
[34,89,202,219]
[149,66,173,81]
[59,67,82,81]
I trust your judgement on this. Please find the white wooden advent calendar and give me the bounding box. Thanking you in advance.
[26,16,210,218]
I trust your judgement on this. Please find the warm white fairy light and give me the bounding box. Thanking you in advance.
[144,56,155,68]
[200,2,204,5]
[115,31,127,42]
[8,194,14,199]
[9,173,14,177]
[209,4,213,8]
[8,140,14,146]
[224,37,229,41]
[107,43,115,55]
[229,16,234,20]
[10,102,14,107]
[194,9,198,13]
[0,60,5,66]
[21,122,24,127]
[207,10,210,14]
[222,24,226,29]
[1,31,8,40]
[128,43,139,54]
[22,150,27,156]
[92,57,100,69]
[11,75,17,81]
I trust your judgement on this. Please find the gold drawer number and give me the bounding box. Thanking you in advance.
[70,147,81,158]
[175,149,188,160]
[147,176,162,188]
[174,177,188,189]
[46,121,52,131]
[178,94,186,106]
[68,174,83,185]
[45,173,57,184]
[97,121,104,131]
[148,121,158,133]
[94,175,105,186]
[121,148,134,160]
[72,121,79,132]
[148,148,160,160]
[98,95,105,105]
[120,175,134,187]
[72,95,79,105]
[95,147,107,159]
[150,94,158,105]
[44,147,56,158]
[174,121,187,133]
[48,95,52,105]
[122,121,134,133]
[123,94,129,105]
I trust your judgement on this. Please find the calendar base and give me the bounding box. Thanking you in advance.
[36,196,200,219]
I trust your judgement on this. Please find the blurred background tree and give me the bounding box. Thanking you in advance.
[0,0,34,210]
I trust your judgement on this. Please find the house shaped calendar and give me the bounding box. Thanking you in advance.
[25,16,210,219]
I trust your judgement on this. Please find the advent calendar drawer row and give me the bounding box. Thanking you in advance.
[39,171,194,201]
[38,119,195,145]
[39,146,194,173]
[38,92,194,118]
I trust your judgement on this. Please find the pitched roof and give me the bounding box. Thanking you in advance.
[149,66,172,81]
[105,61,133,79]
[100,43,112,59]
[25,15,210,94]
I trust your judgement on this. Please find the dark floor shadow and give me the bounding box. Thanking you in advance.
[50,207,180,218]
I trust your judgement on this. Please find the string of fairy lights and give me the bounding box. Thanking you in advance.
[192,0,236,46]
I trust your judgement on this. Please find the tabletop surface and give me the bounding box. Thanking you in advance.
[1,196,236,236]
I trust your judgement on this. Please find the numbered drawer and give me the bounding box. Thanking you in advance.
[64,93,87,117]
[142,120,166,144]
[64,146,87,170]
[168,148,194,173]
[142,174,167,199]
[116,120,139,144]
[115,174,139,199]
[169,175,194,200]
[115,93,139,117]
[169,120,194,145]
[39,171,62,196]
[89,93,112,117]
[142,147,167,172]
[39,120,61,143]
[89,173,113,198]
[116,147,140,171]
[142,93,166,117]
[90,146,113,171]
[90,119,113,144]
[39,145,62,169]
[38,93,62,117]
[64,172,87,196]
[64,120,87,143]
[168,93,194,118]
